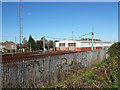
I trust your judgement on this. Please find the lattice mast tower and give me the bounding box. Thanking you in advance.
[19,0,22,50]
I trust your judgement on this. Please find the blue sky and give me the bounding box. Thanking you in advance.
[2,2,118,43]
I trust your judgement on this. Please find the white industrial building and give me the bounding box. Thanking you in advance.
[55,39,113,51]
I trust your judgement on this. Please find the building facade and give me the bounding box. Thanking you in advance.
[55,40,113,51]
[0,41,17,52]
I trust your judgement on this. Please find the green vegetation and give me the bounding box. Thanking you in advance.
[28,35,36,51]
[27,35,55,51]
[36,40,43,50]
[108,42,120,57]
[49,42,120,88]
[48,40,54,48]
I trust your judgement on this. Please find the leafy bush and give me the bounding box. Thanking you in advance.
[107,42,120,57]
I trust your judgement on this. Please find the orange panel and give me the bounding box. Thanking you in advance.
[56,47,59,50]
[76,48,81,51]
[65,48,68,51]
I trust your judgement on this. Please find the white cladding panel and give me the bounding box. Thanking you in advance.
[55,40,114,48]
[55,42,59,47]
[76,41,81,47]
[81,42,91,47]
[55,40,76,48]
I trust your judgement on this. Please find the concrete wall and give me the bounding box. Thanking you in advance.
[0,49,108,88]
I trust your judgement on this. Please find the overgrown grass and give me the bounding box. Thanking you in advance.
[48,56,119,88]
[47,42,120,89]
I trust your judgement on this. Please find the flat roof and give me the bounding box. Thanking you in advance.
[56,39,112,43]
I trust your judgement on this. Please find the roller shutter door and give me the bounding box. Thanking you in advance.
[59,43,65,50]
[68,43,76,51]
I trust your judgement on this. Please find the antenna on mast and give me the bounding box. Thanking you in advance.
[19,0,22,51]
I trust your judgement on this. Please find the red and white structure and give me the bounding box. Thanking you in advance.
[55,39,114,51]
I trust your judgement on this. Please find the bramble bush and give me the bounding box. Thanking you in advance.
[107,42,120,57]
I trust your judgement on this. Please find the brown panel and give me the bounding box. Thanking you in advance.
[81,47,91,51]
[96,47,102,50]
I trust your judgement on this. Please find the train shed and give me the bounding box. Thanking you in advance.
[55,39,113,51]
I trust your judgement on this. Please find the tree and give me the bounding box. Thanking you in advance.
[22,37,27,46]
[48,40,54,48]
[28,35,36,51]
[36,40,43,50]
[36,37,48,50]
[54,40,59,42]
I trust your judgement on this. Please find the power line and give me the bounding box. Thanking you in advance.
[46,36,71,40]
[74,32,92,39]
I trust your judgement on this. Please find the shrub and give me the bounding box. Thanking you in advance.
[107,42,120,57]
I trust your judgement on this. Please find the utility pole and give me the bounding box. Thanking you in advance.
[94,36,96,50]
[72,31,74,51]
[15,37,17,54]
[19,0,22,51]
[43,36,45,53]
[30,43,31,52]
[12,45,14,57]
[72,31,75,51]
[91,28,94,51]
[10,42,12,53]
[48,41,49,51]
[53,38,55,51]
